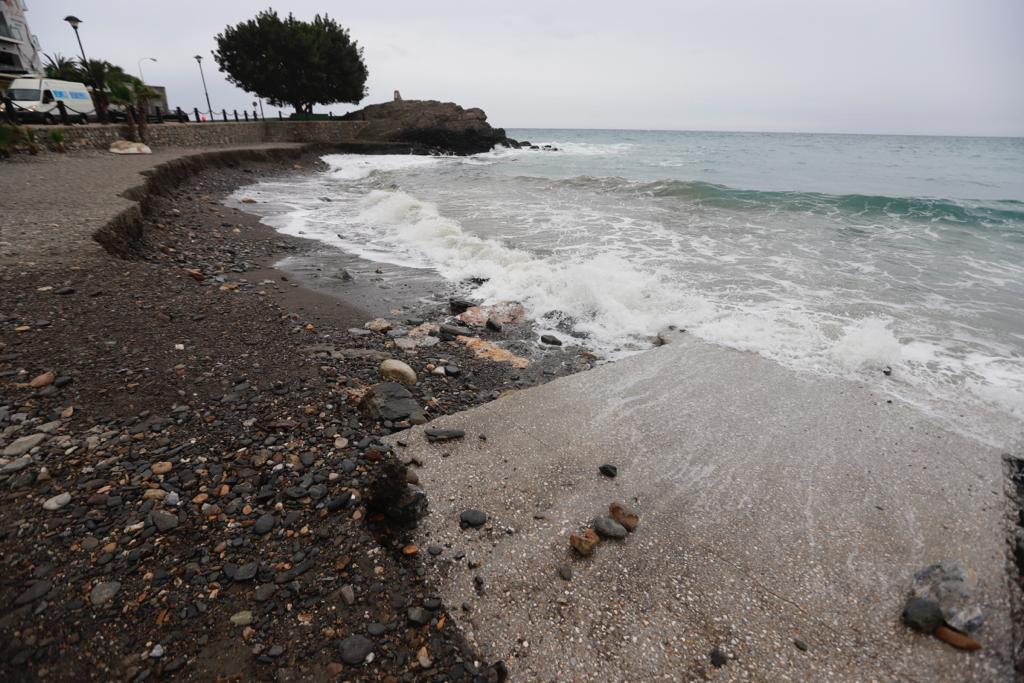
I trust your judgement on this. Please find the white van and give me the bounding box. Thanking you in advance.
[5,77,96,124]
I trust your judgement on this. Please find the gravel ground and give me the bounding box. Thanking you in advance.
[0,155,592,681]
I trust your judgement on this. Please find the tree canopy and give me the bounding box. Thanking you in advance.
[213,10,368,115]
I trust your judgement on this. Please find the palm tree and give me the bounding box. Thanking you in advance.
[43,53,81,81]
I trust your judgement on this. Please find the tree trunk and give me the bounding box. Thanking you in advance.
[124,106,137,142]
[136,96,149,144]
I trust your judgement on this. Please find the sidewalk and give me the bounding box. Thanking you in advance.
[0,144,307,266]
[391,334,1015,681]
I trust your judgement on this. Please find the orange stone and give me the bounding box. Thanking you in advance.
[609,502,639,532]
[570,528,600,556]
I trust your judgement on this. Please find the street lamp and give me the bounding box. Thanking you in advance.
[138,57,156,84]
[63,16,91,85]
[194,54,213,118]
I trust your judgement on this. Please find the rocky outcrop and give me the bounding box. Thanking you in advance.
[343,100,516,155]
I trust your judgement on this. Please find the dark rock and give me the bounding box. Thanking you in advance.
[557,565,573,582]
[902,596,944,634]
[794,638,808,651]
[710,648,728,667]
[253,513,276,535]
[486,318,503,332]
[234,561,258,581]
[599,464,617,478]
[408,607,430,625]
[449,298,474,314]
[592,516,628,539]
[425,428,465,442]
[540,334,562,346]
[440,324,473,339]
[358,382,425,423]
[14,579,51,606]
[460,509,487,528]
[342,100,513,155]
[339,635,373,665]
[150,510,179,532]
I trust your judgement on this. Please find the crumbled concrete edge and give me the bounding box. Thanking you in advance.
[92,145,315,258]
[1002,454,1024,676]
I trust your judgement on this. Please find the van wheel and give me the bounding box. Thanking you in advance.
[44,113,57,125]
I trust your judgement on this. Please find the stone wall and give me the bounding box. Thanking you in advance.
[48,120,368,151]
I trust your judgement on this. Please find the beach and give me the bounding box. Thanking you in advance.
[0,146,584,681]
[1,139,1021,681]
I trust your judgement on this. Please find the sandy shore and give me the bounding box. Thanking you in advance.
[0,148,587,681]
[389,333,1020,681]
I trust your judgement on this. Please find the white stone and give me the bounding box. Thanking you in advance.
[109,140,152,155]
[42,491,71,510]
[379,359,417,385]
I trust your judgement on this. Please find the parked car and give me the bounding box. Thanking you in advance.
[5,77,96,124]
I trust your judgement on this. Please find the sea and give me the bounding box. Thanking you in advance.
[235,129,1024,449]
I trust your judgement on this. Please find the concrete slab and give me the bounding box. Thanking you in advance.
[391,335,1016,681]
[0,143,308,265]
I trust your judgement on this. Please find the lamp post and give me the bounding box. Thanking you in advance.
[63,15,91,85]
[64,15,106,122]
[138,57,156,84]
[194,54,213,119]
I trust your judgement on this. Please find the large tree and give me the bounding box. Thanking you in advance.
[213,10,368,115]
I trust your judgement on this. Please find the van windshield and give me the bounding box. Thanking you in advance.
[7,88,41,101]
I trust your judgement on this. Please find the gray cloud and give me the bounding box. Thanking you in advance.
[29,0,1024,135]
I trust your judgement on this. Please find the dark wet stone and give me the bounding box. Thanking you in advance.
[903,596,944,634]
[253,513,276,535]
[254,584,277,602]
[150,510,179,532]
[710,648,728,667]
[325,491,353,512]
[460,509,487,527]
[599,464,617,478]
[14,579,52,606]
[424,597,442,610]
[339,635,373,665]
[794,638,808,651]
[557,565,573,582]
[540,334,562,346]
[425,428,465,442]
[408,607,430,625]
[234,561,258,581]
[592,516,628,539]
[427,544,443,556]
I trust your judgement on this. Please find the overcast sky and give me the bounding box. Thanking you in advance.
[29,0,1024,136]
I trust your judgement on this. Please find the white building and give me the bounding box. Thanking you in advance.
[0,0,43,87]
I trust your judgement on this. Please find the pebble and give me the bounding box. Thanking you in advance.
[793,638,808,652]
[540,334,562,346]
[14,579,51,606]
[151,461,173,475]
[408,607,430,625]
[253,513,276,535]
[592,516,628,539]
[379,359,417,385]
[42,492,71,511]
[339,635,373,665]
[3,433,46,457]
[151,510,179,532]
[230,610,254,626]
[710,648,728,667]
[460,509,487,527]
[341,584,355,605]
[609,502,639,531]
[234,561,258,581]
[599,464,617,478]
[570,528,600,556]
[902,596,944,634]
[557,565,573,581]
[90,581,121,606]
[426,428,465,442]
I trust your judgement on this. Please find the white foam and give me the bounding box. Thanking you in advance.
[322,153,444,180]
[237,150,1024,449]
